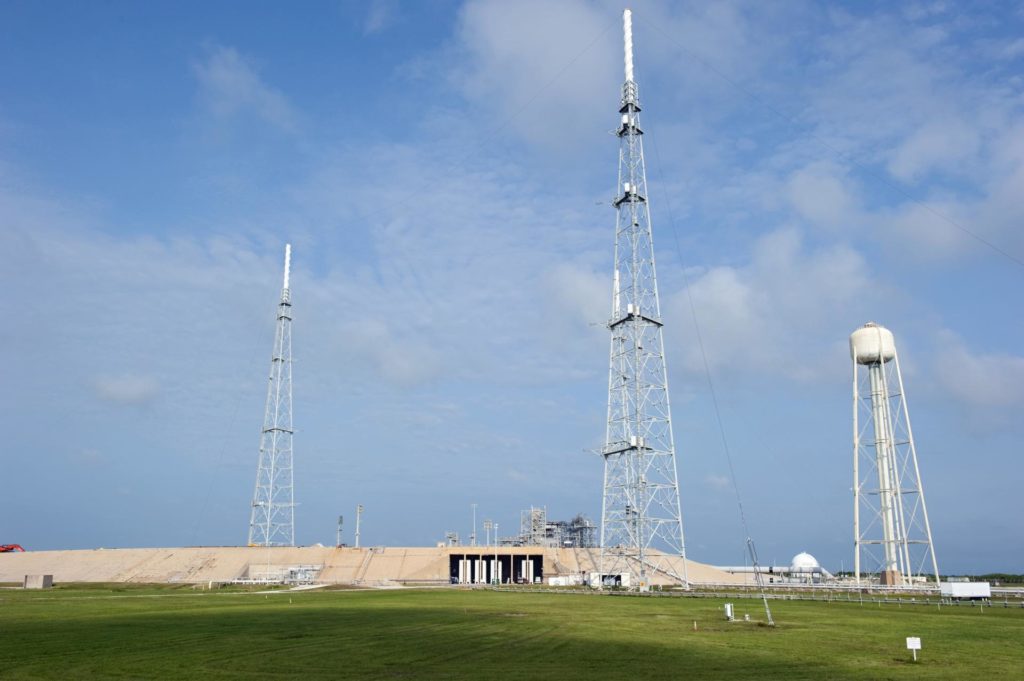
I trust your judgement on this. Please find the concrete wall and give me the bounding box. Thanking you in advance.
[22,574,53,589]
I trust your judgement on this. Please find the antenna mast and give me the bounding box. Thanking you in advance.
[248,244,296,546]
[599,9,687,590]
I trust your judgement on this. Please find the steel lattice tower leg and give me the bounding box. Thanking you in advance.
[248,244,295,547]
[599,10,687,591]
[851,322,939,586]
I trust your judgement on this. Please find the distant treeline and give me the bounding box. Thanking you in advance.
[832,572,1024,583]
[966,574,1024,584]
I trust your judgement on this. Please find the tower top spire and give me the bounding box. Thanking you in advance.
[622,8,634,82]
[282,243,292,291]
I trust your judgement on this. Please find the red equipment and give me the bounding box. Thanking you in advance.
[0,544,26,552]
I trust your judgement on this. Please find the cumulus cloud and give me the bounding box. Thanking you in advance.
[193,45,297,131]
[668,228,874,382]
[876,121,1024,261]
[789,9,1024,264]
[887,118,980,183]
[786,162,859,230]
[453,0,618,149]
[449,0,769,156]
[541,263,608,326]
[934,330,1024,408]
[878,200,969,260]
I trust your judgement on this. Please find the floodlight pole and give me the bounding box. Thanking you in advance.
[471,503,477,547]
[355,504,364,549]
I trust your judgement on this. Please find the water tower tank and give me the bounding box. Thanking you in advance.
[850,322,896,364]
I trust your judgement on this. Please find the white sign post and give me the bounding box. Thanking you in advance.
[906,637,922,662]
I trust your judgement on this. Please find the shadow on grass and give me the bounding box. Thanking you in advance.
[1,590,1019,680]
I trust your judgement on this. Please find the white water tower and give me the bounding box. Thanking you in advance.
[850,322,939,586]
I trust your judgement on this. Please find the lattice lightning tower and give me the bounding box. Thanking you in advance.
[600,9,687,590]
[248,244,295,547]
[851,322,939,585]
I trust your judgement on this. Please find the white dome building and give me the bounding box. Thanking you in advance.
[790,552,820,572]
[788,552,830,583]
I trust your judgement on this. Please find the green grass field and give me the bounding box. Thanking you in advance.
[1,585,1021,679]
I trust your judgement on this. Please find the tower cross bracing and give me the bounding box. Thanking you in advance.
[599,9,687,590]
[248,244,296,547]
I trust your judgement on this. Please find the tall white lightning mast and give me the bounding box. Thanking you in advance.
[851,322,939,585]
[248,244,296,547]
[599,9,688,590]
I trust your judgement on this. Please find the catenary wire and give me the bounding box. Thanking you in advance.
[649,130,774,624]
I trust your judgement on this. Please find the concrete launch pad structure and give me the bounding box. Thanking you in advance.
[0,546,742,588]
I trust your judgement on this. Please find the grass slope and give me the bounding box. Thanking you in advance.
[1,586,1021,680]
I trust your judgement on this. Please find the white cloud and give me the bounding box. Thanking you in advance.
[1000,37,1024,59]
[192,45,297,131]
[541,262,608,327]
[506,468,529,483]
[786,162,858,229]
[287,125,611,386]
[364,0,398,34]
[879,200,970,260]
[339,318,442,386]
[668,228,874,382]
[94,374,160,405]
[786,9,1024,264]
[903,2,950,22]
[448,0,769,156]
[72,448,108,467]
[887,117,980,183]
[935,330,1024,408]
[452,0,618,149]
[705,473,731,490]
[877,121,1024,261]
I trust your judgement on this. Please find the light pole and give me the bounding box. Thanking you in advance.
[483,519,493,583]
[494,523,499,585]
[355,504,363,548]
[471,503,477,547]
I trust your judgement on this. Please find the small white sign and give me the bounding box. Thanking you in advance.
[906,637,921,650]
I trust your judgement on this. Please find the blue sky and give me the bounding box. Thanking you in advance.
[1,0,1022,574]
